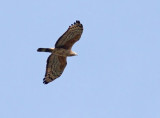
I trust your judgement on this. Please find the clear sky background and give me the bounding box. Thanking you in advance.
[0,0,160,118]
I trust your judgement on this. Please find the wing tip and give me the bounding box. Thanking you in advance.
[73,20,83,28]
[76,20,80,24]
[69,20,83,28]
[43,78,50,84]
[43,78,48,84]
[43,77,51,84]
[43,81,49,84]
[43,77,55,84]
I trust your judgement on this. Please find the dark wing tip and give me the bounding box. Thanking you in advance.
[43,78,48,84]
[76,20,80,23]
[43,81,49,84]
[68,20,83,30]
[72,20,83,28]
[43,76,55,84]
[43,78,49,84]
[67,20,83,29]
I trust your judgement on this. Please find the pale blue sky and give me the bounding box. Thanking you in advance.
[0,0,160,118]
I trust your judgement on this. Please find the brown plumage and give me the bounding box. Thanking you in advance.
[37,20,83,84]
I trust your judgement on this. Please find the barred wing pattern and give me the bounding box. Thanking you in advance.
[55,20,83,49]
[38,20,83,84]
[43,54,67,84]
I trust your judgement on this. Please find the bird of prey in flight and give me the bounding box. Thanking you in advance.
[37,20,83,84]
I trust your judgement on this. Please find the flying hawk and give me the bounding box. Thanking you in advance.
[37,20,83,84]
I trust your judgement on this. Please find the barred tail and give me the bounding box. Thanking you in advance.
[37,48,54,52]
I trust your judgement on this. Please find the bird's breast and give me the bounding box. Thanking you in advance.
[52,48,71,57]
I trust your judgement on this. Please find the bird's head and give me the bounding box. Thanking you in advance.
[69,51,78,56]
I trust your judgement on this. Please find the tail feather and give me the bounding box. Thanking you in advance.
[37,48,54,52]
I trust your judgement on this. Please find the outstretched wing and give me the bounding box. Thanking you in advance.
[55,20,83,49]
[43,54,67,84]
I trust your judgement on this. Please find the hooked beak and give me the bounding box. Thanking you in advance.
[75,53,78,56]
